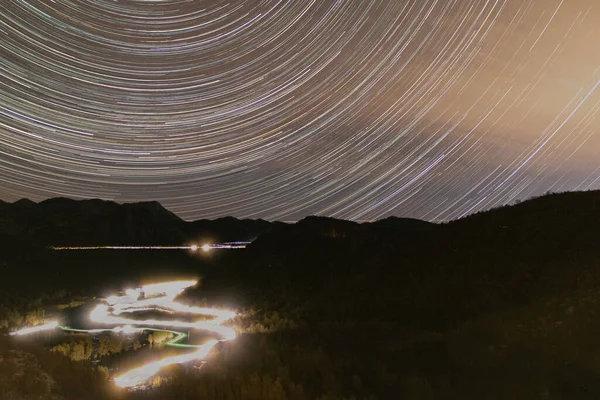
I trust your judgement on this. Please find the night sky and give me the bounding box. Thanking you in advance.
[1,0,599,221]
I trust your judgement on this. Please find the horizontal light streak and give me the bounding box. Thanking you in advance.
[49,242,251,251]
[9,321,59,336]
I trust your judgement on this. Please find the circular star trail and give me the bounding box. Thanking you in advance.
[1,0,599,221]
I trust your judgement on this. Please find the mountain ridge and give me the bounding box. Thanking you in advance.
[2,189,600,247]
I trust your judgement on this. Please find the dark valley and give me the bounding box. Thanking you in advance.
[2,190,600,399]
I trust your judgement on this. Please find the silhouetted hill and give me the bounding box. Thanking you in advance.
[468,189,600,236]
[0,198,183,245]
[205,189,600,324]
[0,197,439,248]
[3,190,598,250]
[0,198,273,246]
[365,215,436,232]
[188,190,600,398]
[248,215,438,254]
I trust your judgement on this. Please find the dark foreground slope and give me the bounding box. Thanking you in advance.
[193,190,600,399]
[214,190,600,325]
[3,190,600,399]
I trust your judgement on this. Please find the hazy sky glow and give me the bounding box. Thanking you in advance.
[1,0,599,221]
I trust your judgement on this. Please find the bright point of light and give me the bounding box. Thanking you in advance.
[201,244,211,252]
[9,321,59,336]
[190,245,198,251]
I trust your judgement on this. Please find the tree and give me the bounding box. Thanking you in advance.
[109,336,123,354]
[84,339,93,359]
[97,366,109,381]
[148,331,173,347]
[70,342,85,361]
[98,336,111,357]
[51,343,69,357]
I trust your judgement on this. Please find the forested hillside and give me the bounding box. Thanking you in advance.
[2,190,600,399]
